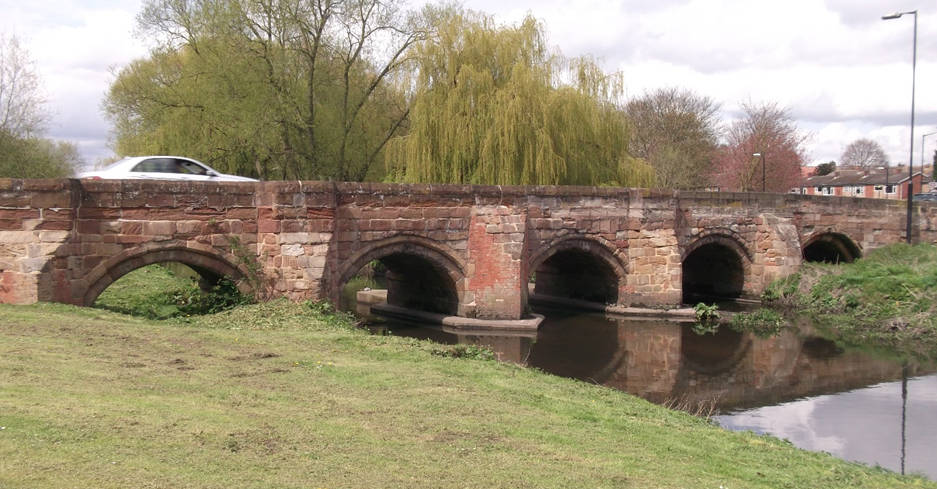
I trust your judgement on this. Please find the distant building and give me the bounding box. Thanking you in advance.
[797,166,926,200]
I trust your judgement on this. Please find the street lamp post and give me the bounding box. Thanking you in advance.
[882,10,917,244]
[921,130,937,171]
[753,152,766,192]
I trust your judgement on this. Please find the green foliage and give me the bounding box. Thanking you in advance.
[763,244,937,358]
[815,161,836,176]
[728,308,787,338]
[761,272,801,305]
[692,302,720,335]
[305,299,358,329]
[385,8,655,187]
[226,236,263,299]
[0,130,80,178]
[106,0,419,181]
[93,264,250,319]
[431,344,496,361]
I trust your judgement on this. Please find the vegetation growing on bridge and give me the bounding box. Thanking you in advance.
[1,300,932,488]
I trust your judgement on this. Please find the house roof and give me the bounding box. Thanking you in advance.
[803,166,922,187]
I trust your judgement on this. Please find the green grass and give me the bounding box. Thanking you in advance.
[761,243,937,358]
[0,301,932,488]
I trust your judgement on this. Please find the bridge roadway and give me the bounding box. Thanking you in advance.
[1,179,936,320]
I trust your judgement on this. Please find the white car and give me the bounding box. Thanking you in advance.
[78,156,258,182]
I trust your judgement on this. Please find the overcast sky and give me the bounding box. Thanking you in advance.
[2,0,936,170]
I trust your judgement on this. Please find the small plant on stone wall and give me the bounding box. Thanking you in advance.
[692,302,720,335]
[226,235,264,300]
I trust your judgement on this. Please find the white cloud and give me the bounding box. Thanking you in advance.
[3,0,937,169]
[0,0,146,164]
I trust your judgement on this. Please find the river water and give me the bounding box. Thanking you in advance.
[360,303,937,479]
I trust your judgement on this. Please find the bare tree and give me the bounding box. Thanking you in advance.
[626,87,721,189]
[712,102,807,193]
[840,138,888,168]
[0,35,48,138]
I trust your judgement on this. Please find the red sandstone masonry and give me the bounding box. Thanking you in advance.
[1,178,935,317]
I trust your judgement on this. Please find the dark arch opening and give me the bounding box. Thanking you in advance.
[802,233,860,264]
[682,242,745,303]
[532,248,620,304]
[377,252,459,315]
[339,240,464,317]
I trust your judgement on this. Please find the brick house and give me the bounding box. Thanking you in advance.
[798,166,926,200]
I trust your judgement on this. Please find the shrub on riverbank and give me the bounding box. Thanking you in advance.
[763,243,937,357]
[94,264,250,319]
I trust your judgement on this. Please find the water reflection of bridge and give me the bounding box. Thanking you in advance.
[385,310,929,411]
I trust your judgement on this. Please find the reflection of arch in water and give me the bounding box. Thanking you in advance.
[802,232,861,264]
[83,242,252,306]
[525,310,622,383]
[337,236,465,315]
[801,336,845,359]
[681,232,751,303]
[528,236,627,305]
[680,326,751,375]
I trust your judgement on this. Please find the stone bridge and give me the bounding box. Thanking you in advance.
[2,179,937,320]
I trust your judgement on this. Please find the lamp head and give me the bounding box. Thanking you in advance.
[752,152,762,157]
[882,12,903,19]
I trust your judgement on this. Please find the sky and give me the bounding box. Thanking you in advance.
[2,0,936,171]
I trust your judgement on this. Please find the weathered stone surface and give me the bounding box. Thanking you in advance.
[0,179,934,317]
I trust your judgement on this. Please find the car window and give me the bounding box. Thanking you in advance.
[177,160,209,175]
[131,158,176,173]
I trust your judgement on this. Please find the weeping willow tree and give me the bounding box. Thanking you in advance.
[385,9,654,187]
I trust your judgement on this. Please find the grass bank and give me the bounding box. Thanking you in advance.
[760,243,937,358]
[0,301,933,488]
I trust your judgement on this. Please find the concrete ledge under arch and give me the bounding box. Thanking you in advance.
[81,242,251,307]
[370,303,543,333]
[529,293,696,321]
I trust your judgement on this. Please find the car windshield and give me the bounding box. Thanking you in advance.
[98,157,134,172]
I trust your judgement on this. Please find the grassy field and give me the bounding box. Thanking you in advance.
[1,299,933,488]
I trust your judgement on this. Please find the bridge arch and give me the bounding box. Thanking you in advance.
[528,235,627,305]
[802,232,861,263]
[336,235,466,315]
[681,231,752,303]
[81,241,252,307]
